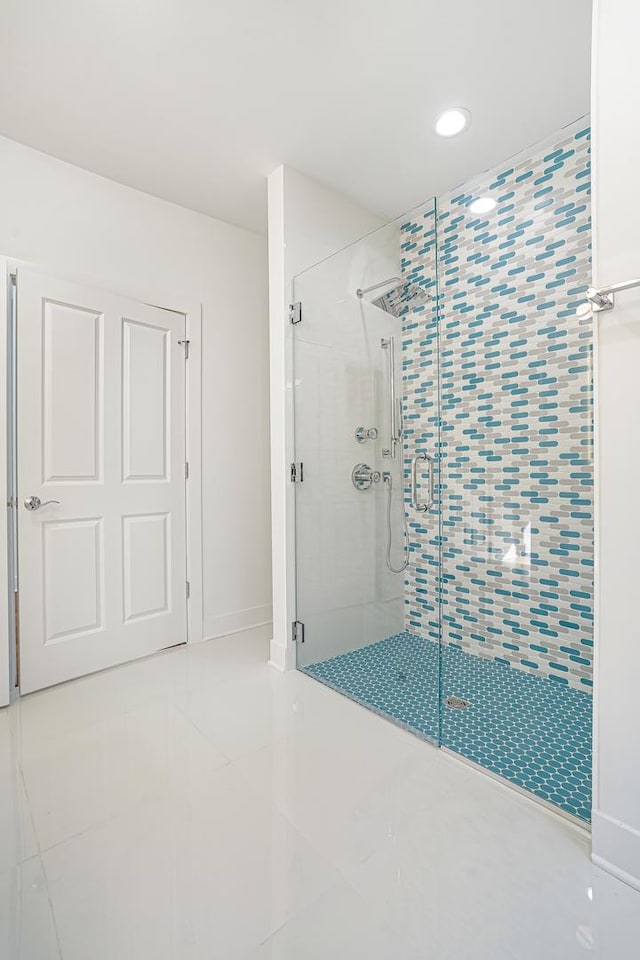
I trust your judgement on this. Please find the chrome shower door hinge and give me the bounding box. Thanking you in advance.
[289,302,302,325]
[290,461,304,483]
[291,620,305,644]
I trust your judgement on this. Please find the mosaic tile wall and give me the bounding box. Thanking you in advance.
[400,121,594,691]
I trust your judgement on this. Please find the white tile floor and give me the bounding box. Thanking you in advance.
[1,631,639,959]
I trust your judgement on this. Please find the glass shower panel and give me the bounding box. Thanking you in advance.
[291,122,592,824]
[434,122,593,821]
[292,203,442,743]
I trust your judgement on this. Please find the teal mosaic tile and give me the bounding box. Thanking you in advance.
[304,631,592,822]
[400,121,594,691]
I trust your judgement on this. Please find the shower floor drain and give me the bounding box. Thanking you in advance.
[445,695,471,710]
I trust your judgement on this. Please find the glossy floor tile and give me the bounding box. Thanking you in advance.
[0,856,61,959]
[0,630,638,959]
[305,630,592,820]
[43,764,338,960]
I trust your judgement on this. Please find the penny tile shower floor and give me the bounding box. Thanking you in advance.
[304,631,592,822]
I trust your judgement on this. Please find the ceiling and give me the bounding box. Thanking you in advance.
[0,0,592,235]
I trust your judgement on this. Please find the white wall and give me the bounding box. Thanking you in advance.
[0,136,272,672]
[268,165,386,669]
[591,0,640,889]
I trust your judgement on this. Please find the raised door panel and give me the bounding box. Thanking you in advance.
[122,513,171,623]
[122,318,169,481]
[43,301,103,483]
[43,518,104,644]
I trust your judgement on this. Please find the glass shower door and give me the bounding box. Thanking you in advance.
[291,207,442,743]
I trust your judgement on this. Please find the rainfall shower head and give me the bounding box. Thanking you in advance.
[356,276,432,317]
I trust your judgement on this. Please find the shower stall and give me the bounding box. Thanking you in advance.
[291,120,593,823]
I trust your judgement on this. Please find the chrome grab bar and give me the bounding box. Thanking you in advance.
[411,452,435,513]
[586,275,640,312]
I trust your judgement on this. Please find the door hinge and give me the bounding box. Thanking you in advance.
[291,620,305,644]
[186,581,191,599]
[289,302,302,325]
[290,461,304,483]
[178,339,190,359]
[185,461,189,479]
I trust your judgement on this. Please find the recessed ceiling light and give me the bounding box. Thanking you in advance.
[469,196,497,214]
[435,107,471,137]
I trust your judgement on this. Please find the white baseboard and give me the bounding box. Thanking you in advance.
[203,619,272,646]
[269,630,297,671]
[268,641,288,672]
[202,603,272,643]
[592,809,640,891]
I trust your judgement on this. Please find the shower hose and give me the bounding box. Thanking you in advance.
[384,473,409,573]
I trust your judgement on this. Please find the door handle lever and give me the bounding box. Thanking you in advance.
[24,495,60,511]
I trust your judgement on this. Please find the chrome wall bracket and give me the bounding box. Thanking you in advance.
[586,288,614,312]
[586,275,640,313]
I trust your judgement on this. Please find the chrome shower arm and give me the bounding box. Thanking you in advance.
[357,277,404,299]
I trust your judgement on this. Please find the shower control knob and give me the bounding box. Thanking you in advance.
[355,426,378,443]
[352,464,380,491]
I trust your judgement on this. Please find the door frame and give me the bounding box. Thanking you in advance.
[0,257,204,704]
[0,259,10,705]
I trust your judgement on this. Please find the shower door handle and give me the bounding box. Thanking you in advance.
[411,453,435,513]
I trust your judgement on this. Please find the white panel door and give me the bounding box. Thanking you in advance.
[17,269,187,693]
